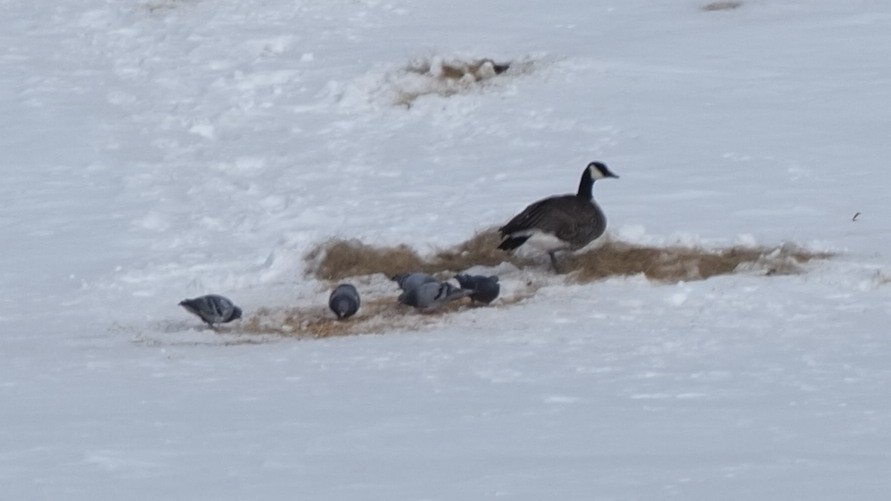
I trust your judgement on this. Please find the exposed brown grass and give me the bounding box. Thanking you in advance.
[702,1,743,11]
[566,242,828,283]
[307,233,830,284]
[306,239,426,281]
[178,235,832,342]
[306,229,536,280]
[239,291,537,338]
[406,58,511,82]
[144,0,197,13]
[429,229,536,271]
[392,57,513,107]
[249,235,836,340]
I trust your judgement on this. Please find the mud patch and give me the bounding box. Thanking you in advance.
[364,55,534,107]
[567,240,825,283]
[305,230,535,280]
[307,230,830,283]
[246,233,827,339]
[239,288,538,338]
[391,57,513,106]
[139,233,830,343]
[702,1,743,11]
[143,0,198,13]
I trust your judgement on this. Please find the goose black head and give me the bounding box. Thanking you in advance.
[586,161,619,180]
[577,161,618,198]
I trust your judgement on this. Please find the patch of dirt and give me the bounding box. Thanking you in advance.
[148,233,830,343]
[242,233,829,340]
[306,231,830,283]
[702,1,743,11]
[871,270,891,286]
[306,239,426,281]
[143,0,198,13]
[239,288,538,338]
[430,229,537,271]
[389,56,519,107]
[405,57,511,82]
[566,240,827,283]
[305,229,536,280]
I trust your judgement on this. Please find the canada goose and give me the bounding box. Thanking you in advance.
[179,294,242,328]
[455,274,500,305]
[498,161,618,272]
[329,283,360,320]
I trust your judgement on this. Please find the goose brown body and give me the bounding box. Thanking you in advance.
[498,161,618,271]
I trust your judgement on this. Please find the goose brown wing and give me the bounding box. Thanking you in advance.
[553,198,606,246]
[500,195,566,235]
[499,195,593,236]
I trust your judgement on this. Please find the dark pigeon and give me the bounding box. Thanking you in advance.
[329,283,360,320]
[391,272,437,292]
[455,274,500,305]
[179,294,242,327]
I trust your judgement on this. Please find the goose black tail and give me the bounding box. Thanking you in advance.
[498,236,529,251]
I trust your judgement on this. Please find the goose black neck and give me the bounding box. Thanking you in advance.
[577,168,594,199]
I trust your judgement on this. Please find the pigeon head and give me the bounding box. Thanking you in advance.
[230,307,243,321]
[455,274,500,304]
[329,283,360,320]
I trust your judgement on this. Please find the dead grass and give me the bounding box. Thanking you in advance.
[306,229,535,280]
[306,239,426,281]
[566,241,828,283]
[428,229,537,271]
[307,232,830,284]
[702,1,743,11]
[203,234,836,341]
[146,235,834,344]
[143,0,197,13]
[406,58,511,81]
[392,57,513,107]
[239,291,537,338]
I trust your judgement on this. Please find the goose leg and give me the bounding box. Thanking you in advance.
[548,251,563,274]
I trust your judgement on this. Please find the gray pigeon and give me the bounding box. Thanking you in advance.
[179,294,242,327]
[391,272,437,291]
[329,283,360,320]
[455,274,500,305]
[398,280,472,311]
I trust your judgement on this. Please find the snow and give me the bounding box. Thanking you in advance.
[3,0,891,498]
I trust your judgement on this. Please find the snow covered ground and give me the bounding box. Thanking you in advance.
[3,0,891,498]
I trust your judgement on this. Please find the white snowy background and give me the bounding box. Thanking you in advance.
[3,0,891,499]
